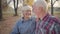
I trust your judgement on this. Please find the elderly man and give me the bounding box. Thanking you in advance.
[33,0,60,34]
[11,5,36,34]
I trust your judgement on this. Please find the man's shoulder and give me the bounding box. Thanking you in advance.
[44,16,60,30]
[49,16,60,24]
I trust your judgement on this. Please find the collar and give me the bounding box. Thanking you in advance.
[42,13,50,21]
[22,17,32,23]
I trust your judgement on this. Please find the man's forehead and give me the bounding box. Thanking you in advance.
[32,5,37,9]
[32,5,36,7]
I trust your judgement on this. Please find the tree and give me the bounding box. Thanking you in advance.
[51,0,58,15]
[13,0,18,16]
[0,0,2,20]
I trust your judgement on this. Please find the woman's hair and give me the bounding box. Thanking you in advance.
[21,5,32,12]
[21,5,32,17]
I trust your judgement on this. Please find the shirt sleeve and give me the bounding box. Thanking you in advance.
[49,23,60,34]
[54,23,60,34]
[50,17,60,34]
[11,21,20,34]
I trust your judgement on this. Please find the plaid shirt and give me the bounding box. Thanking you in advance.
[35,13,60,34]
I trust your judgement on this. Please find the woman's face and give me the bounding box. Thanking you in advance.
[23,10,31,18]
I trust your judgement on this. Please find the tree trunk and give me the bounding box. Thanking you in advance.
[0,0,2,20]
[13,0,18,16]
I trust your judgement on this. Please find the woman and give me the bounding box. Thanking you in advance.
[11,5,36,34]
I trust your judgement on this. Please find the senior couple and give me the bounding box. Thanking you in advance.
[11,0,60,34]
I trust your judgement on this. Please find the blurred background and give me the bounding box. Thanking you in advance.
[0,0,60,34]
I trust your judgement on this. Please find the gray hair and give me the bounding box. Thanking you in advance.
[21,5,32,17]
[33,0,48,11]
[21,5,32,12]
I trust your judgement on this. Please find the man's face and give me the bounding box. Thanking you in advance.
[33,5,43,16]
[23,10,31,18]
